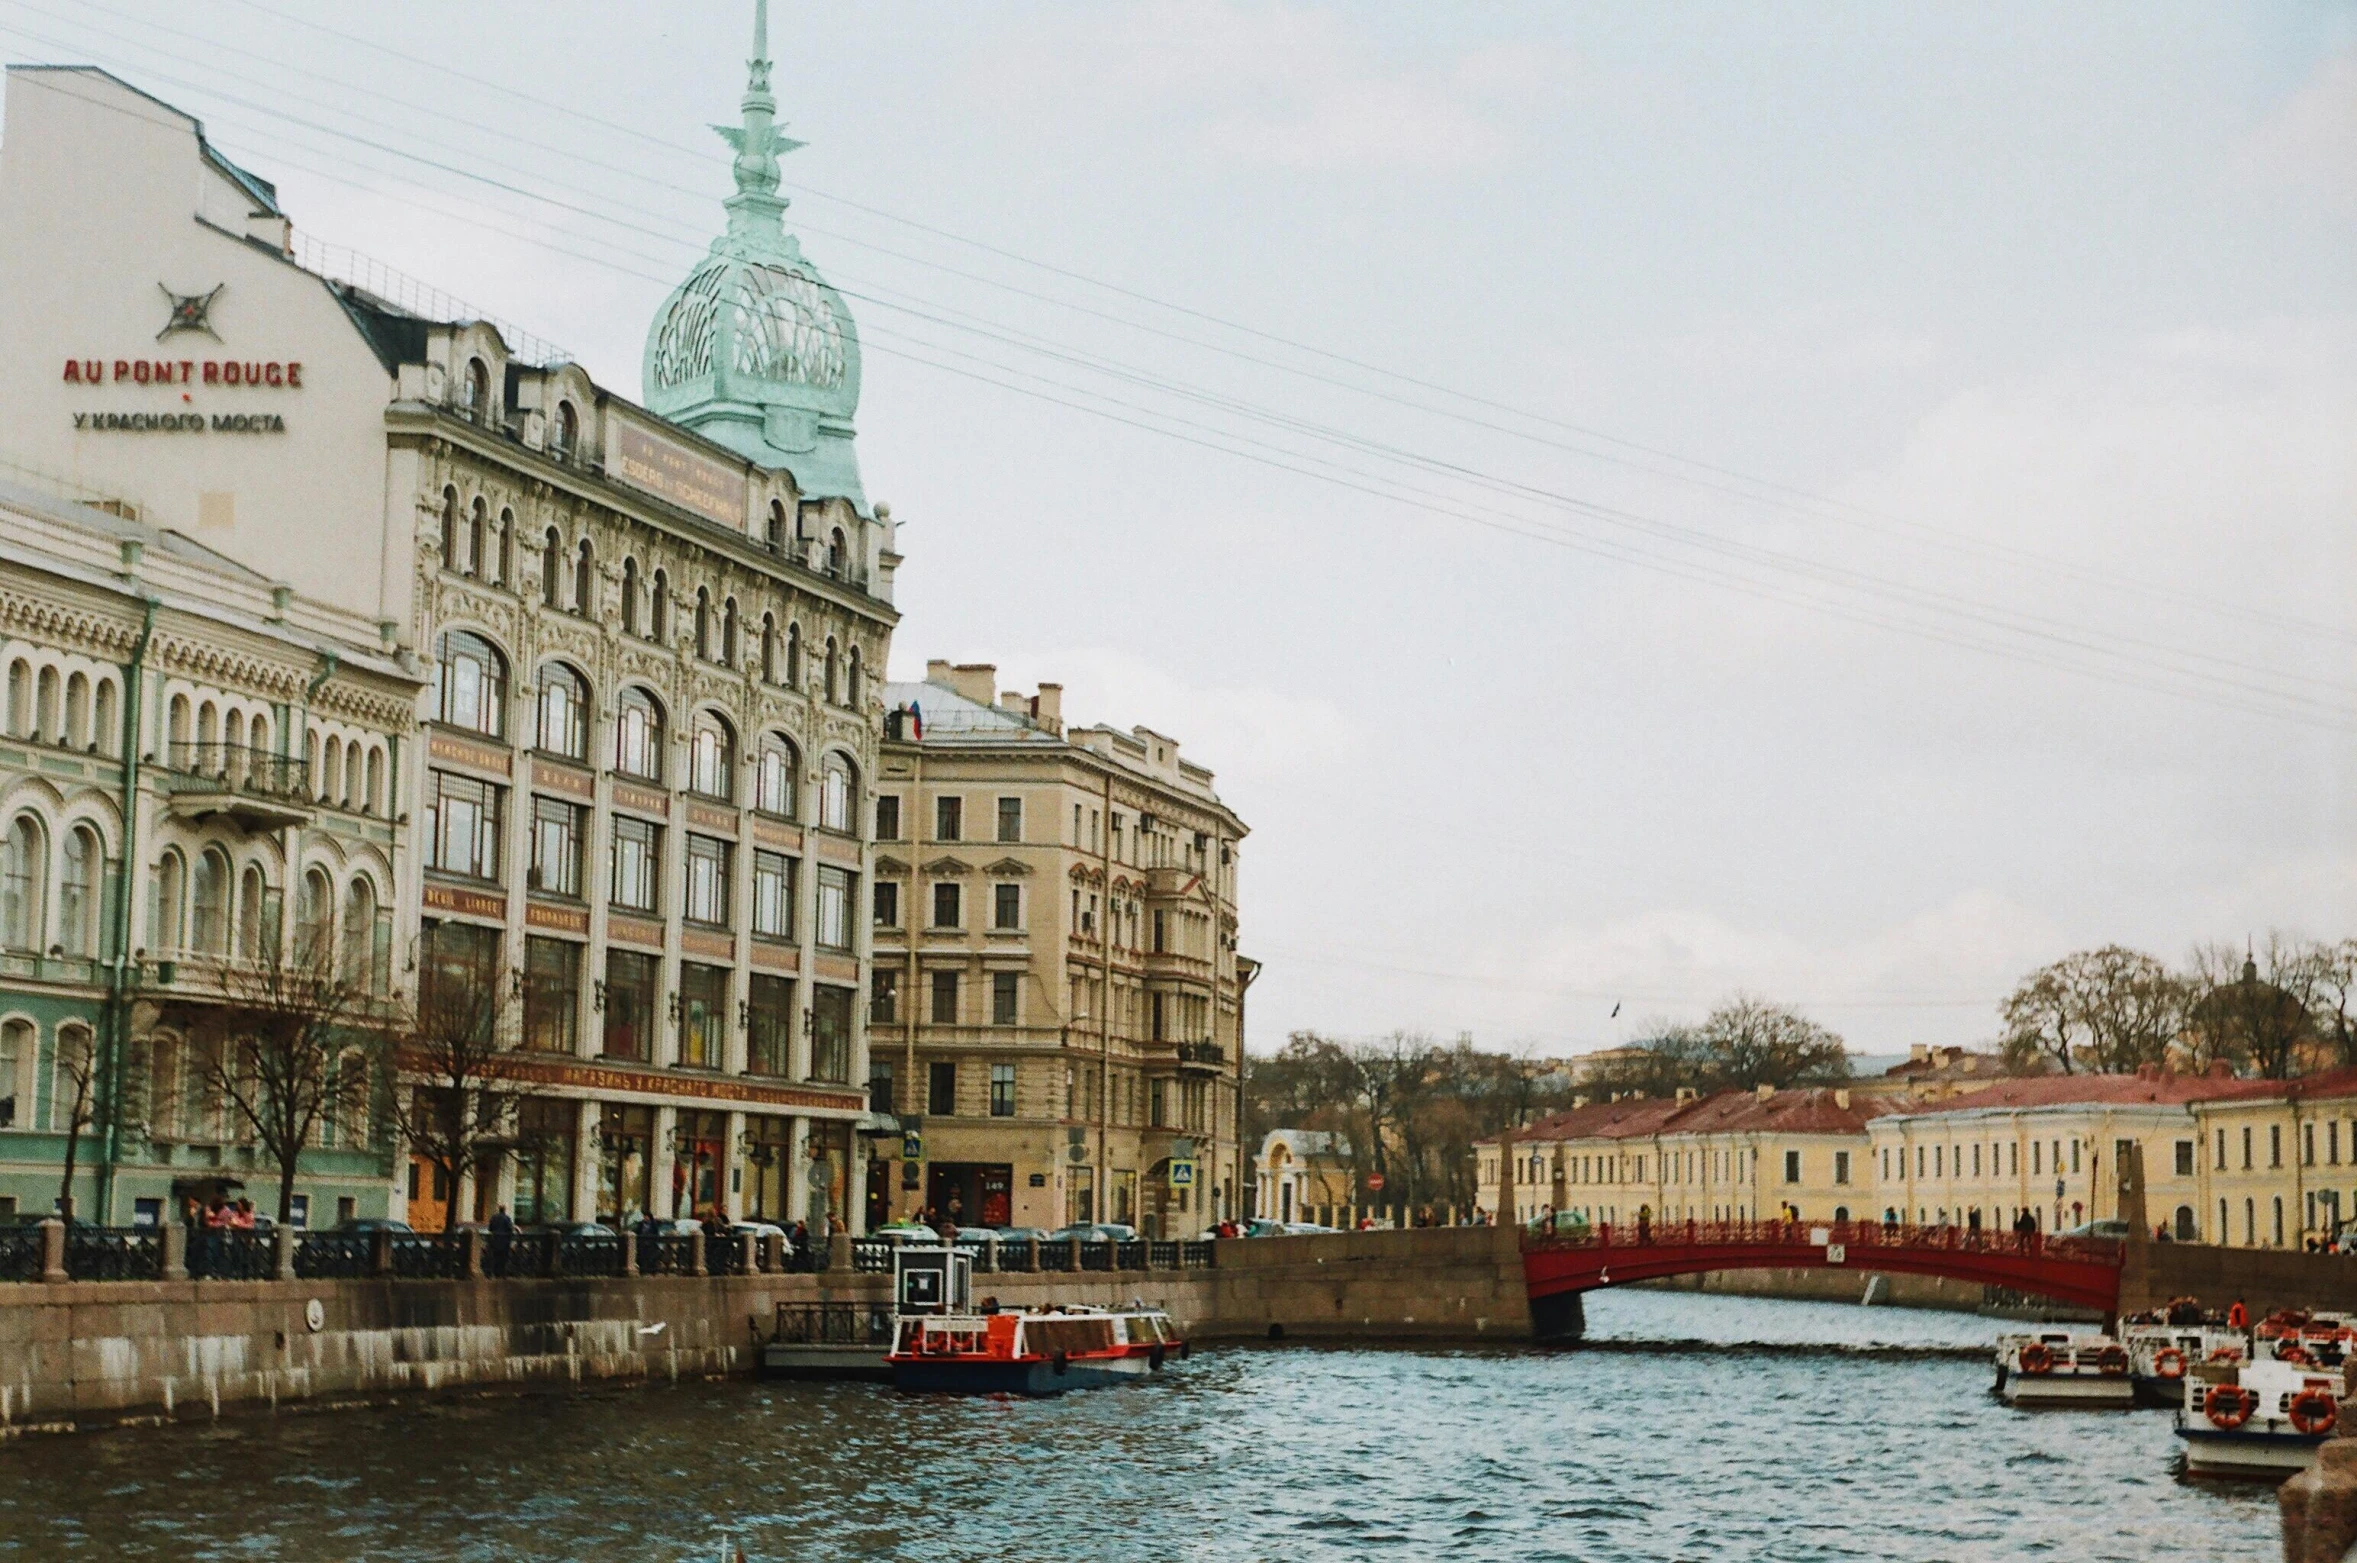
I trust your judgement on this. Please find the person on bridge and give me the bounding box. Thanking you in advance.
[2228,1298,2249,1331]
[1635,1207,1651,1245]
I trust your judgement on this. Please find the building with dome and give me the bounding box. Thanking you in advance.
[0,11,901,1229]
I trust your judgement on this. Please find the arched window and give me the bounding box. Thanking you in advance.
[197,699,218,751]
[155,848,185,953]
[64,673,89,751]
[827,526,846,577]
[50,1024,93,1135]
[823,637,839,704]
[35,667,58,745]
[0,1017,30,1130]
[536,663,590,761]
[2174,1204,2196,1242]
[321,737,343,806]
[236,864,266,960]
[694,588,713,660]
[651,570,670,643]
[94,680,117,757]
[542,529,562,608]
[299,866,333,965]
[365,746,385,816]
[688,711,735,800]
[575,540,594,616]
[192,847,230,954]
[341,878,377,990]
[820,754,855,832]
[467,498,487,579]
[786,623,802,688]
[755,736,798,817]
[553,400,578,460]
[462,356,489,420]
[167,692,190,754]
[767,499,786,551]
[439,487,459,568]
[59,826,98,958]
[435,630,508,739]
[722,598,739,667]
[847,646,862,710]
[760,615,777,683]
[621,558,641,635]
[496,508,513,586]
[1,815,43,951]
[614,687,664,781]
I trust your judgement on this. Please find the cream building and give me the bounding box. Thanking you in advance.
[1253,1130,1350,1225]
[871,662,1251,1234]
[0,25,901,1230]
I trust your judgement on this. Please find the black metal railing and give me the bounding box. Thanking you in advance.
[1037,1240,1074,1273]
[639,1231,697,1276]
[850,1238,893,1274]
[387,1234,463,1280]
[1179,1241,1215,1267]
[483,1231,553,1278]
[293,1231,374,1280]
[65,1227,164,1282]
[164,741,311,798]
[770,1301,895,1347]
[558,1229,623,1277]
[1113,1240,1147,1270]
[1079,1240,1115,1272]
[0,1224,44,1281]
[705,1232,748,1276]
[188,1228,276,1281]
[1148,1240,1180,1269]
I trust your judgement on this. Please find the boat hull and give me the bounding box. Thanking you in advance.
[893,1351,1161,1396]
[2000,1374,2134,1408]
[2176,1428,2329,1479]
[2131,1374,2189,1406]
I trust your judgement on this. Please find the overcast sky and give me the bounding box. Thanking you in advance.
[6,2,2352,1060]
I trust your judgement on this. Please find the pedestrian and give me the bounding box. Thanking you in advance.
[231,1198,256,1231]
[181,1196,205,1280]
[487,1203,514,1277]
[2228,1297,2249,1331]
[201,1194,231,1277]
[788,1220,809,1270]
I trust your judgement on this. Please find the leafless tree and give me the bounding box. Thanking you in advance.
[51,1024,99,1220]
[1998,946,2186,1076]
[2186,936,2317,1080]
[1698,996,1850,1089]
[385,937,530,1232]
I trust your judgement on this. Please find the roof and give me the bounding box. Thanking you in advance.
[881,679,1061,745]
[1258,1129,1349,1161]
[1492,1085,1901,1147]
[1874,1064,2357,1121]
[7,66,280,214]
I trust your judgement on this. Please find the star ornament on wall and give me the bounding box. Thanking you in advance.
[157,282,224,342]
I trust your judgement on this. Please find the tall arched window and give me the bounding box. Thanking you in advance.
[167,692,190,755]
[236,864,267,960]
[59,826,98,958]
[824,637,839,704]
[553,400,578,460]
[694,588,713,660]
[820,754,855,832]
[827,527,846,577]
[786,623,802,689]
[722,598,739,667]
[536,663,590,761]
[575,540,594,616]
[439,487,459,567]
[755,736,798,817]
[0,1017,29,1130]
[688,711,736,800]
[64,673,89,750]
[467,498,487,579]
[621,558,641,636]
[155,848,185,953]
[542,529,563,608]
[462,356,489,420]
[496,508,513,586]
[435,630,508,738]
[651,570,670,643]
[614,687,664,781]
[321,737,343,806]
[767,499,786,551]
[365,746,386,815]
[760,615,777,683]
[1,815,43,951]
[847,646,862,710]
[192,847,230,954]
[94,679,118,758]
[36,668,58,745]
[342,878,377,990]
[299,866,333,965]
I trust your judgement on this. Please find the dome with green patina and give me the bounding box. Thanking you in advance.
[643,0,866,511]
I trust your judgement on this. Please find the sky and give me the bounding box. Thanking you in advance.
[3,2,2352,1060]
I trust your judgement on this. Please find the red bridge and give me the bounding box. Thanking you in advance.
[1522,1219,2125,1339]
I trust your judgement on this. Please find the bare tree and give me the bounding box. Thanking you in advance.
[171,946,392,1225]
[1999,947,2186,1076]
[1698,996,1849,1089]
[2305,939,2357,1068]
[2186,937,2317,1080]
[51,1024,99,1220]
[386,936,529,1232]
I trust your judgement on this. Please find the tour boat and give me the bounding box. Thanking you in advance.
[2175,1358,2346,1479]
[887,1304,1188,1395]
[2121,1323,2246,1406]
[1993,1332,2135,1408]
[2254,1309,2357,1370]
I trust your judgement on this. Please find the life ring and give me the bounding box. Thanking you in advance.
[2152,1347,2187,1380]
[1149,1344,1166,1370]
[2279,1343,2316,1367]
[2291,1389,2339,1435]
[1052,1351,1069,1376]
[2095,1345,2131,1377]
[2207,1345,2245,1364]
[2017,1342,2055,1375]
[2206,1385,2256,1430]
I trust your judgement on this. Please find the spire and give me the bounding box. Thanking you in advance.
[716,0,802,235]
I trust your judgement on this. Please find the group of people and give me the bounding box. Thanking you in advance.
[181,1194,261,1278]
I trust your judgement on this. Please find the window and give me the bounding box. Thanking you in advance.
[929,1061,957,1116]
[575,540,594,616]
[820,755,854,831]
[870,969,898,1025]
[341,878,380,991]
[651,570,670,643]
[614,688,664,781]
[0,815,40,951]
[1783,1150,1801,1184]
[810,984,852,1082]
[1149,1077,1169,1128]
[679,963,727,1069]
[752,850,794,940]
[1834,1151,1851,1185]
[997,797,1023,844]
[467,499,487,578]
[722,598,739,666]
[435,630,507,739]
[610,817,662,913]
[2271,1124,2283,1169]
[439,488,459,569]
[2242,1127,2253,1170]
[462,356,488,420]
[936,796,963,843]
[0,1017,27,1129]
[602,949,658,1061]
[760,615,777,682]
[553,400,578,460]
[535,664,589,760]
[816,866,853,950]
[523,937,580,1053]
[541,529,562,607]
[786,622,803,688]
[425,771,504,880]
[694,588,713,661]
[869,1057,895,1113]
[2175,1139,2196,1177]
[748,973,792,1076]
[530,796,585,897]
[622,559,640,635]
[754,738,798,817]
[932,882,962,929]
[873,880,901,929]
[2306,1123,2317,1166]
[59,825,98,958]
[993,970,1018,1026]
[1152,909,1166,952]
[990,1062,1016,1117]
[684,836,731,927]
[993,884,1021,930]
[2217,1129,2227,1170]
[2335,1122,2345,1166]
[296,867,332,966]
[930,969,958,1025]
[689,713,735,800]
[875,795,901,841]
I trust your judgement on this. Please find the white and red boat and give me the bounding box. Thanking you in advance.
[888,1303,1187,1395]
[2176,1358,2347,1479]
[1993,1331,2135,1407]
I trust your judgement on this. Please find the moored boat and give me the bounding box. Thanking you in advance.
[887,1303,1188,1396]
[2121,1323,2246,1406]
[2175,1357,2346,1479]
[1994,1331,2135,1407]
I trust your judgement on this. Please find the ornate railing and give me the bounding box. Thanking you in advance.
[1520,1217,2123,1266]
[707,1232,748,1276]
[293,1231,375,1281]
[849,1238,893,1274]
[189,1229,277,1281]
[163,741,311,799]
[0,1224,44,1281]
[1148,1240,1180,1269]
[1179,1240,1216,1267]
[1035,1240,1073,1273]
[770,1301,894,1346]
[64,1227,163,1282]
[641,1232,697,1277]
[387,1234,464,1280]
[1078,1240,1115,1272]
[557,1229,622,1277]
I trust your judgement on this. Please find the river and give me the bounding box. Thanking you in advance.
[0,1290,2278,1562]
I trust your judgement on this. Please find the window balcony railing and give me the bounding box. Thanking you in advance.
[164,742,312,800]
[1174,1041,1226,1069]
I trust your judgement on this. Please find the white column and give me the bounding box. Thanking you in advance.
[652,1103,678,1218]
[724,1108,747,1220]
[571,1098,601,1223]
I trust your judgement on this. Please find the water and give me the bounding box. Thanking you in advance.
[0,1291,2278,1562]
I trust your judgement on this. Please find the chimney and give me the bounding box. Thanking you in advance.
[945,663,996,706]
[1834,1089,1851,1110]
[1755,1083,1775,1102]
[1032,682,1063,736]
[1908,1044,1929,1064]
[1675,1086,1696,1104]
[999,690,1027,714]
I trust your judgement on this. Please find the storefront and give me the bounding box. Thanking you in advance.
[805,1118,852,1234]
[671,1109,729,1220]
[743,1113,795,1223]
[512,1097,576,1224]
[598,1104,654,1226]
[926,1162,1012,1228]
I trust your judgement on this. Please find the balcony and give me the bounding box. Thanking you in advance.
[161,743,313,830]
[1173,1041,1226,1071]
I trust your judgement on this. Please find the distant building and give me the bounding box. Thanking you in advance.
[1849,1044,2019,1099]
[1254,1129,1351,1225]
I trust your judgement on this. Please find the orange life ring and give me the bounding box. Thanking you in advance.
[2291,1389,2339,1436]
[2152,1347,2187,1380]
[2206,1384,2256,1430]
[2018,1342,2055,1375]
[2207,1345,2245,1364]
[2279,1343,2316,1367]
[2095,1345,2131,1377]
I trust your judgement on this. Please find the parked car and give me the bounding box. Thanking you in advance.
[334,1218,415,1236]
[988,1226,1050,1245]
[1281,1222,1337,1235]
[871,1222,948,1245]
[1043,1223,1139,1244]
[2058,1219,2133,1241]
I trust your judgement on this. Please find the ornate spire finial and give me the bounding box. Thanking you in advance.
[749,0,771,93]
[716,0,801,224]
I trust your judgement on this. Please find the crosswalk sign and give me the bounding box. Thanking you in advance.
[1169,1159,1196,1188]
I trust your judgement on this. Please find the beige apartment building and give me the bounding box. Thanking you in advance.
[870,662,1251,1236]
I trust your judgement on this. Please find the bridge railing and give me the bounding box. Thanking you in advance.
[1521,1218,2121,1266]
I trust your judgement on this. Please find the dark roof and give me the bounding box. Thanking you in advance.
[1502,1085,1900,1145]
[1883,1065,2357,1118]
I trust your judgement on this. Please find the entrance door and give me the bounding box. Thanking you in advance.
[978,1165,1011,1227]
